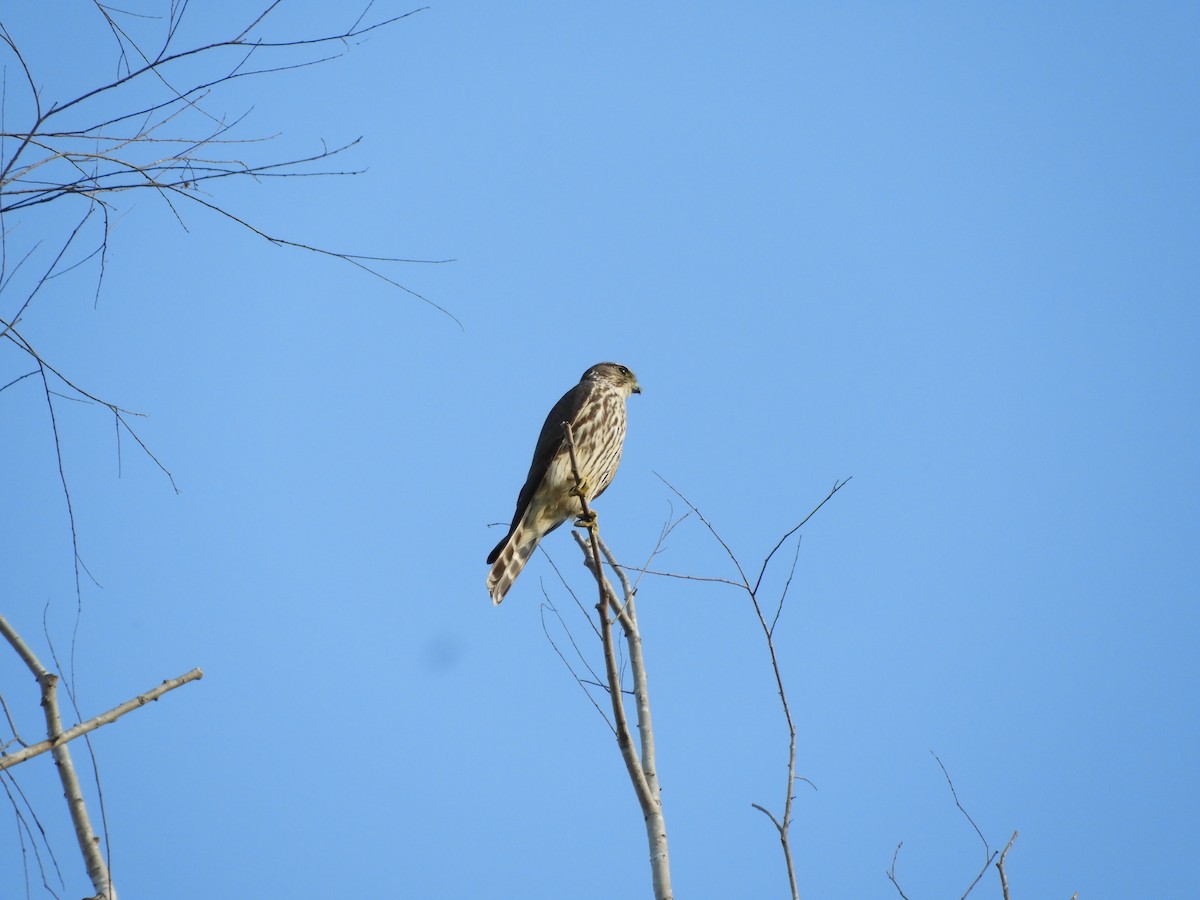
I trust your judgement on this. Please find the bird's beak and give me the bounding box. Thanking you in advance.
[632,381,642,394]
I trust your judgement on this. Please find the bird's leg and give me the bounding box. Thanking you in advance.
[570,478,597,528]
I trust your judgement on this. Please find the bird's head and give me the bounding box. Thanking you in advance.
[583,362,642,397]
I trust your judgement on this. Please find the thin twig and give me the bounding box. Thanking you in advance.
[751,478,852,595]
[649,476,850,900]
[931,753,999,900]
[933,752,990,858]
[538,594,613,732]
[887,842,911,900]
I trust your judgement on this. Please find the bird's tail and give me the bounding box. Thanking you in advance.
[487,525,538,605]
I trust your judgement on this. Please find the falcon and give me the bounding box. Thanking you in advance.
[487,362,642,605]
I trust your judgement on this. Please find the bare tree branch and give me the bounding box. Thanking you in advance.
[563,422,673,900]
[997,831,1017,900]
[930,753,1000,900]
[0,7,437,896]
[0,613,117,898]
[1,4,454,326]
[887,842,912,900]
[0,665,204,771]
[538,591,613,732]
[933,752,991,861]
[648,475,850,900]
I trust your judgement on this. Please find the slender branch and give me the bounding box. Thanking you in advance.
[751,478,852,595]
[0,667,205,771]
[630,507,690,596]
[9,8,428,137]
[931,753,999,900]
[648,476,849,900]
[538,594,612,732]
[0,614,115,898]
[0,770,67,895]
[171,187,463,327]
[563,422,673,900]
[933,752,990,858]
[539,546,602,641]
[2,322,180,494]
[562,433,648,805]
[622,567,746,588]
[1,5,452,325]
[595,533,665,809]
[653,472,751,588]
[0,6,429,894]
[996,831,1017,900]
[36,362,85,601]
[961,850,1000,900]
[887,842,912,899]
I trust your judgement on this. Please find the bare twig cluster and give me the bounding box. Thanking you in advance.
[0,4,453,310]
[1,4,440,896]
[1,4,448,592]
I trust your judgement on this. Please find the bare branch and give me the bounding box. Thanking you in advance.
[3,322,179,492]
[0,771,67,896]
[0,667,204,771]
[1,5,450,326]
[171,187,463,327]
[647,476,850,900]
[630,506,690,596]
[0,6,437,896]
[538,545,602,640]
[887,842,911,900]
[12,7,428,135]
[930,753,999,900]
[770,533,803,637]
[538,593,613,733]
[752,477,852,595]
[933,752,991,859]
[997,831,1017,900]
[563,423,673,900]
[0,614,114,897]
[624,567,746,588]
[654,472,752,588]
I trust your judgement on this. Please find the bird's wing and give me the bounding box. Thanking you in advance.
[514,380,594,520]
[484,379,596,567]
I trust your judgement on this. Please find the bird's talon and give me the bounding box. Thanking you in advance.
[574,511,597,528]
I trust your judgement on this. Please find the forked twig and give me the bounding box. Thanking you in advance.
[887,842,911,899]
[0,613,201,899]
[931,753,998,899]
[649,474,851,900]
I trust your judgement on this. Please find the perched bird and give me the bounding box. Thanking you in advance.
[487,362,642,605]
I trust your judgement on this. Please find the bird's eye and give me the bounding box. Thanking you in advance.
[619,366,630,376]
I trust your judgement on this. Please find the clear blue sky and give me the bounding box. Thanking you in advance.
[2,3,1197,898]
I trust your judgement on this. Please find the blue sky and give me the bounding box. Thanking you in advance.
[2,2,1197,898]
